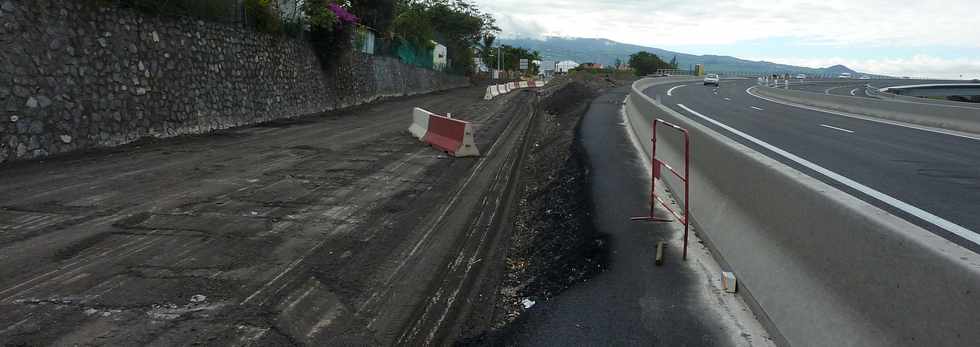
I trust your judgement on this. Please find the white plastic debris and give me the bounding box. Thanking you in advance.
[190,294,207,303]
[521,298,535,309]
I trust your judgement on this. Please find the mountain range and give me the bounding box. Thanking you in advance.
[497,37,860,76]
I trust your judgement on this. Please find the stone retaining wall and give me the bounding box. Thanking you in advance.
[0,0,469,164]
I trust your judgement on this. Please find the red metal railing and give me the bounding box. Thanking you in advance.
[632,118,691,259]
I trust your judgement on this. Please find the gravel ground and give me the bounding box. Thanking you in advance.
[0,85,536,345]
[455,74,627,345]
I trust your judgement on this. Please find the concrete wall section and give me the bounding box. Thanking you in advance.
[867,86,980,109]
[625,78,980,347]
[755,86,980,134]
[0,1,468,164]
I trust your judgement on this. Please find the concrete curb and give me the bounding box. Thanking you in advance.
[625,78,980,347]
[756,86,980,134]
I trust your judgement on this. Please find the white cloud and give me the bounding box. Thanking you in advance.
[472,0,980,78]
[746,55,980,79]
[474,0,980,48]
[493,14,549,39]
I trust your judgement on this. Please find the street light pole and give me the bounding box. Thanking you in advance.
[497,46,501,81]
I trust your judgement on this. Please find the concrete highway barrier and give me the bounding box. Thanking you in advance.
[625,77,980,347]
[484,85,497,100]
[409,107,480,157]
[755,85,980,134]
[866,85,980,109]
[409,107,431,140]
[484,81,548,101]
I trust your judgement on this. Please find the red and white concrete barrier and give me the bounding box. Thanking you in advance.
[484,85,500,100]
[409,107,431,140]
[408,107,480,157]
[483,81,548,101]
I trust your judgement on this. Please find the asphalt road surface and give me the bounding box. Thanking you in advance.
[0,85,536,345]
[496,85,773,346]
[648,79,980,252]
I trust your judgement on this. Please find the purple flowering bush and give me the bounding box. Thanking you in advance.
[328,3,359,25]
[303,0,358,31]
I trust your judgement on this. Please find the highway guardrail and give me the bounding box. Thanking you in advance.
[625,77,980,347]
[866,85,980,109]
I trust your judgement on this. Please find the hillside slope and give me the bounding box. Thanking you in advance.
[498,37,859,75]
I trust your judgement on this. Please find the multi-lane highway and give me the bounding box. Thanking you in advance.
[649,79,980,250]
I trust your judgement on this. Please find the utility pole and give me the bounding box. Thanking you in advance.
[497,46,501,81]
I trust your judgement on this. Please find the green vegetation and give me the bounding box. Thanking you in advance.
[95,0,499,75]
[390,0,499,75]
[628,51,671,76]
[483,45,541,75]
[244,0,281,33]
[91,0,241,22]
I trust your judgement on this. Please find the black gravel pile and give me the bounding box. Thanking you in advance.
[496,78,610,324]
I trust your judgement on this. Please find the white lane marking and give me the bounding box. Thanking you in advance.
[823,86,836,95]
[724,97,731,101]
[746,86,980,142]
[667,84,687,96]
[750,106,764,111]
[850,88,859,96]
[675,103,980,247]
[820,124,855,133]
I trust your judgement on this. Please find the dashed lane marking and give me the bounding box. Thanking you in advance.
[667,84,687,96]
[820,124,855,133]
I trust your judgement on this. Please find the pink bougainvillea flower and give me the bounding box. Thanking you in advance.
[328,3,359,24]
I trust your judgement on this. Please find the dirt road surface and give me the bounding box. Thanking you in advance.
[0,86,538,345]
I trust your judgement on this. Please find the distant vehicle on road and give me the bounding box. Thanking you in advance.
[838,72,852,79]
[796,74,807,79]
[859,75,871,80]
[704,74,720,86]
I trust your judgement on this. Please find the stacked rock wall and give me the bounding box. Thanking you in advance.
[0,0,469,164]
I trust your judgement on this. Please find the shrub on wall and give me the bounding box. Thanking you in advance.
[92,0,241,23]
[302,0,360,66]
[244,0,282,33]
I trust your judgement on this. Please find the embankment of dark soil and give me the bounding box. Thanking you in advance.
[457,75,626,344]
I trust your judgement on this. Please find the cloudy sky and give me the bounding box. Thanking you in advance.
[471,0,980,79]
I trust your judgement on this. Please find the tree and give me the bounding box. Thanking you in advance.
[670,55,678,69]
[629,51,670,76]
[391,1,435,50]
[614,58,623,69]
[391,0,499,75]
[350,0,397,32]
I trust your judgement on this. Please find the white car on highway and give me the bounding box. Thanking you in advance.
[704,74,720,86]
[796,74,807,79]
